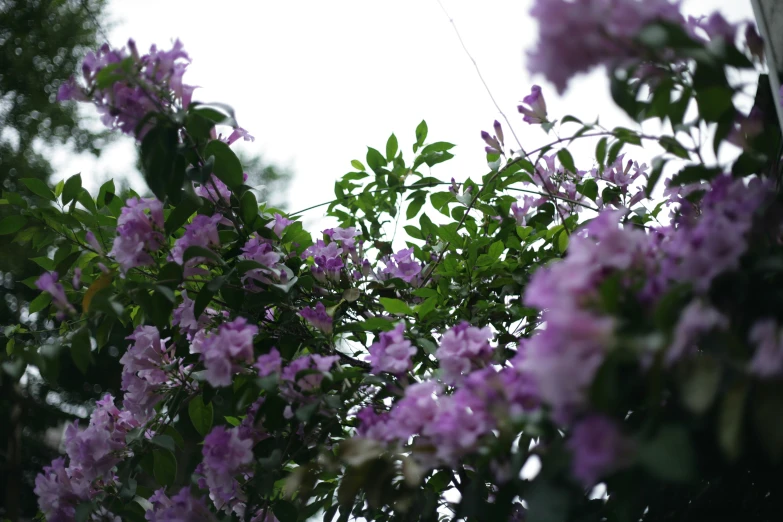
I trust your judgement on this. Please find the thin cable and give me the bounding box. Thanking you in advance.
[435,0,527,156]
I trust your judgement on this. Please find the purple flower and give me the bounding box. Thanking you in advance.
[380,248,422,284]
[280,354,340,395]
[568,415,632,486]
[34,458,90,522]
[110,197,165,275]
[173,290,213,339]
[225,127,255,145]
[170,214,222,274]
[511,195,543,226]
[748,319,783,378]
[518,85,548,124]
[85,230,103,254]
[666,300,726,365]
[35,272,75,316]
[388,381,441,440]
[146,487,217,521]
[120,326,176,421]
[199,426,254,510]
[300,302,333,334]
[200,317,259,387]
[266,213,293,238]
[255,348,282,377]
[195,175,232,205]
[424,389,494,463]
[368,322,417,375]
[435,322,494,385]
[356,406,392,441]
[72,268,82,290]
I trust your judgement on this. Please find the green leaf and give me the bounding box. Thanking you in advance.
[70,327,92,374]
[696,85,734,122]
[556,149,577,174]
[140,125,179,200]
[487,240,504,259]
[659,136,690,159]
[204,139,243,189]
[430,191,454,216]
[404,225,423,240]
[645,157,667,197]
[421,141,456,155]
[350,159,366,171]
[416,297,437,319]
[638,426,695,483]
[557,231,569,253]
[273,500,299,522]
[240,190,259,225]
[607,141,624,166]
[595,137,608,168]
[669,165,721,187]
[28,292,52,314]
[150,434,176,453]
[680,357,721,414]
[366,147,387,173]
[414,120,428,151]
[0,216,27,235]
[164,198,201,235]
[753,382,783,464]
[21,178,55,201]
[438,223,462,246]
[152,450,177,487]
[379,297,413,315]
[62,174,82,205]
[386,133,398,161]
[406,197,425,220]
[97,179,116,208]
[719,380,747,462]
[188,395,214,436]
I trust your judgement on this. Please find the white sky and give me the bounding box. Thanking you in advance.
[51,0,755,229]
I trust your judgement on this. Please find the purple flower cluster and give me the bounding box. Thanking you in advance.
[300,302,333,334]
[240,235,285,291]
[527,0,683,93]
[267,213,293,238]
[567,415,633,486]
[196,317,259,387]
[170,214,222,275]
[110,197,165,274]
[146,487,216,522]
[280,353,340,397]
[120,326,191,423]
[196,426,254,513]
[368,322,417,375]
[57,39,194,138]
[435,322,494,385]
[35,394,143,519]
[656,175,772,293]
[173,290,214,340]
[379,248,422,284]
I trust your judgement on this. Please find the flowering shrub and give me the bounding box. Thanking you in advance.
[3,2,783,521]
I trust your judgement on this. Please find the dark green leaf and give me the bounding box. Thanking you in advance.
[150,434,176,453]
[638,426,695,483]
[188,395,214,436]
[21,178,55,201]
[182,246,224,266]
[274,500,299,522]
[204,139,243,189]
[140,125,179,200]
[366,147,387,173]
[556,149,577,174]
[0,216,27,235]
[70,327,92,374]
[241,190,259,225]
[28,292,52,314]
[152,450,177,487]
[62,174,82,205]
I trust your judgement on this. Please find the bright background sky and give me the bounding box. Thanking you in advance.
[52,0,755,229]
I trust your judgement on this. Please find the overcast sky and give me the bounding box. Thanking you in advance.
[51,0,755,229]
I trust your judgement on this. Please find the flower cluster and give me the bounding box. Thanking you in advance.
[378,248,422,284]
[368,322,417,375]
[57,39,194,138]
[170,214,223,275]
[110,197,165,274]
[527,0,683,93]
[195,317,259,387]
